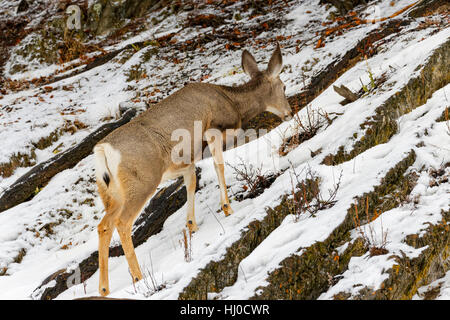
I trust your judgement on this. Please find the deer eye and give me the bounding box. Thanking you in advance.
[283,85,286,92]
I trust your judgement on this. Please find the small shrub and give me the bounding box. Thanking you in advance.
[288,165,342,221]
[134,254,167,298]
[227,157,280,201]
[279,106,331,156]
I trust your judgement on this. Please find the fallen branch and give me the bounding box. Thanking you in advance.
[333,84,359,103]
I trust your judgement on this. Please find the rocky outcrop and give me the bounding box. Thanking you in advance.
[0,109,137,213]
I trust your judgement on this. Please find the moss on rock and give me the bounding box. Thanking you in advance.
[0,127,67,178]
[358,209,450,300]
[90,0,164,36]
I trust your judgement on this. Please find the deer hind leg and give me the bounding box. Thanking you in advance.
[103,165,161,290]
[114,171,158,286]
[183,164,198,233]
[97,184,122,296]
[205,131,234,216]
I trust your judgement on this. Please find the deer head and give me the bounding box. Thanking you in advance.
[241,44,292,121]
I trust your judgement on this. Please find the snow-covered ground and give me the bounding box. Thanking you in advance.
[0,0,448,299]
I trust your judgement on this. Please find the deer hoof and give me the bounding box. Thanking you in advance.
[100,287,110,297]
[187,220,198,233]
[133,271,143,282]
[222,204,234,216]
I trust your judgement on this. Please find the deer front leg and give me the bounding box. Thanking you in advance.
[205,131,234,216]
[213,161,234,216]
[183,164,198,233]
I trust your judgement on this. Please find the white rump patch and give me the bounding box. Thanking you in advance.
[94,143,122,182]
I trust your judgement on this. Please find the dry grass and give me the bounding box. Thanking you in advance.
[59,29,88,64]
[352,196,389,257]
[182,228,193,263]
[133,254,167,298]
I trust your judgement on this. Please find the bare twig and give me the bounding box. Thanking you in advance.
[227,157,278,200]
[206,203,225,236]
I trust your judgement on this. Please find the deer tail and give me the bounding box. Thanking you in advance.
[94,144,112,187]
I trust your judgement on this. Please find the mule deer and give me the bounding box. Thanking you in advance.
[94,44,292,296]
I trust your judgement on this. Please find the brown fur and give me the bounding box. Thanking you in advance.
[94,44,292,296]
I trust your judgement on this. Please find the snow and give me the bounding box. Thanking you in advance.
[0,0,449,300]
[320,86,450,299]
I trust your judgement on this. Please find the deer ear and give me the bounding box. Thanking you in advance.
[267,44,282,78]
[242,50,259,78]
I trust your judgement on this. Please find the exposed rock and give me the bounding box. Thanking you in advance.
[16,0,29,13]
[333,84,359,104]
[0,109,137,213]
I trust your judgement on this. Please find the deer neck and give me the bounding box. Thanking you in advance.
[218,80,266,126]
